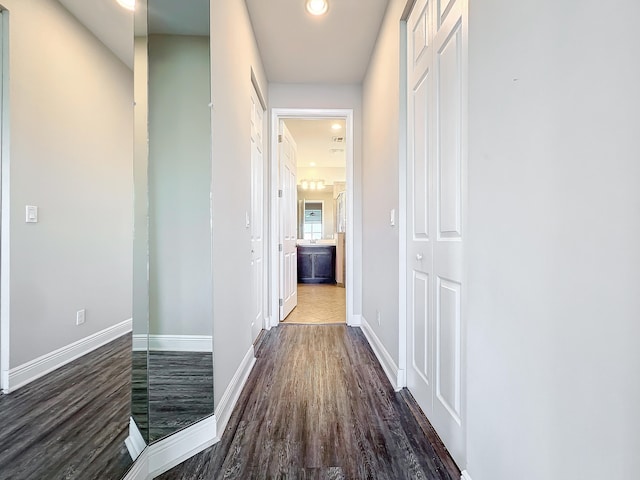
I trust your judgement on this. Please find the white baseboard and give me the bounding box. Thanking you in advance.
[461,470,473,480]
[214,345,256,436]
[122,447,149,480]
[134,334,213,352]
[123,415,218,480]
[149,335,213,352]
[359,316,405,392]
[132,334,147,352]
[125,417,146,461]
[348,313,362,327]
[148,415,218,478]
[5,318,132,393]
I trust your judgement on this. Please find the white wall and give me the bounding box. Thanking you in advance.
[269,83,363,315]
[465,0,640,478]
[147,34,212,337]
[210,0,268,407]
[2,0,133,367]
[361,0,403,364]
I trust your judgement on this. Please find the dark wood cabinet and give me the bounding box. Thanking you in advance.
[297,245,336,284]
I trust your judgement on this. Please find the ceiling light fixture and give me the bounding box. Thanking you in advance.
[116,0,135,11]
[300,179,325,190]
[331,123,342,130]
[306,0,329,16]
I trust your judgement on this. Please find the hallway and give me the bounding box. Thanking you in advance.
[159,325,459,479]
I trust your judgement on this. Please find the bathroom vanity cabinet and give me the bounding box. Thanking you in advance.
[297,245,336,284]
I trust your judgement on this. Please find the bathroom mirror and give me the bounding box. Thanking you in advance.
[282,118,347,242]
[132,0,214,446]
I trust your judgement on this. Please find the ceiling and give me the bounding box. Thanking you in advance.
[245,0,390,83]
[285,118,346,168]
[285,118,347,186]
[58,0,390,83]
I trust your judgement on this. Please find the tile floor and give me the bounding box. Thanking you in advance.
[282,284,346,324]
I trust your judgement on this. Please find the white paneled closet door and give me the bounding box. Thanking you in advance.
[406,0,467,467]
[250,86,265,342]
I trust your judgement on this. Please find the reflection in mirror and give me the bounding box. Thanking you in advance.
[132,0,150,446]
[285,118,347,243]
[132,0,214,447]
[302,201,324,240]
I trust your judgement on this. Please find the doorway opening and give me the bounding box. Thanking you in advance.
[270,109,354,328]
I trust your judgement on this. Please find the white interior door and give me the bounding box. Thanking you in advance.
[250,86,265,342]
[406,0,467,466]
[279,122,297,320]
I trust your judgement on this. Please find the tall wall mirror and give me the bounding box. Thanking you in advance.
[132,0,214,447]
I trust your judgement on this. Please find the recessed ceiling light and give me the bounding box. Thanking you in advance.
[306,0,328,16]
[310,162,316,166]
[116,0,135,11]
[331,123,342,130]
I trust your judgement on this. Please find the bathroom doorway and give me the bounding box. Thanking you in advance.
[270,109,355,327]
[283,118,346,324]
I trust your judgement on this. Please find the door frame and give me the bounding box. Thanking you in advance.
[250,80,267,338]
[0,9,9,393]
[269,108,355,327]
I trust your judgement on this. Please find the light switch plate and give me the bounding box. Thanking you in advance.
[390,208,396,227]
[26,205,38,223]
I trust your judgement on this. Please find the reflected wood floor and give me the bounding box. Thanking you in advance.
[148,351,214,442]
[158,325,460,480]
[133,350,215,443]
[0,335,132,480]
[283,284,346,324]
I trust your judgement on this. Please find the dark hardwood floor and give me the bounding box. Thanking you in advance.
[133,350,215,443]
[158,325,460,480]
[0,335,133,480]
[148,351,214,442]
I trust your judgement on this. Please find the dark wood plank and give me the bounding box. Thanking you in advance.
[148,351,214,442]
[0,334,133,480]
[157,325,460,480]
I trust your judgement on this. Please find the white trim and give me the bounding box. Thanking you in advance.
[270,108,355,328]
[148,415,218,478]
[398,16,409,388]
[4,318,132,394]
[125,417,146,461]
[214,345,256,436]
[145,334,212,352]
[0,10,11,395]
[133,334,213,352]
[121,447,149,480]
[461,470,473,480]
[132,334,147,352]
[124,415,218,480]
[359,316,405,391]
[349,313,362,327]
